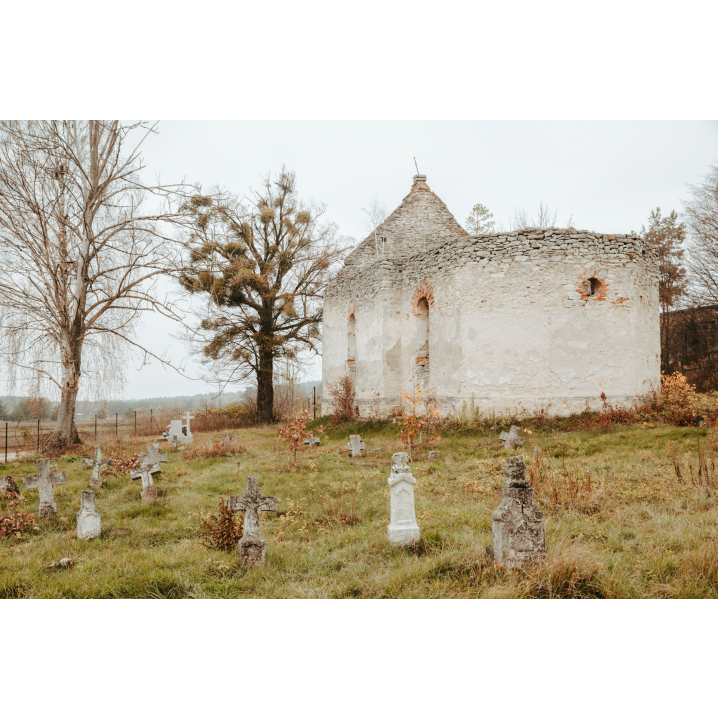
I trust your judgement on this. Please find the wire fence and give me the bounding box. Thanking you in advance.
[2,391,323,464]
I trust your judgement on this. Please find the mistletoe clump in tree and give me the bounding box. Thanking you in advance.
[179,170,346,423]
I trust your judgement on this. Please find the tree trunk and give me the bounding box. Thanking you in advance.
[44,341,82,455]
[256,349,274,424]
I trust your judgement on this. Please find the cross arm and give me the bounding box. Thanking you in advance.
[49,471,67,486]
[227,495,248,511]
[22,475,40,489]
[260,497,278,512]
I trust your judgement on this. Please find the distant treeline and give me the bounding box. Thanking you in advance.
[0,380,322,422]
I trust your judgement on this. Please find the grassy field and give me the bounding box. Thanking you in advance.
[2,419,718,598]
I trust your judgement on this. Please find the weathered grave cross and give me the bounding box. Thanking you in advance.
[23,459,67,519]
[183,411,195,437]
[347,434,365,457]
[146,443,168,466]
[130,453,161,500]
[228,476,277,567]
[81,445,113,489]
[303,433,320,447]
[499,425,523,449]
[220,431,237,447]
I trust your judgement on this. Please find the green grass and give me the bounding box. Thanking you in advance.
[2,421,718,598]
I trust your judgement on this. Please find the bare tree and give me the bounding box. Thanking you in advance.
[510,202,558,230]
[177,170,347,423]
[0,121,186,453]
[360,197,387,259]
[684,164,718,304]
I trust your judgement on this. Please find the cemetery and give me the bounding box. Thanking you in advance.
[2,414,718,598]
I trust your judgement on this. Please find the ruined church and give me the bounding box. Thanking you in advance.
[322,174,660,417]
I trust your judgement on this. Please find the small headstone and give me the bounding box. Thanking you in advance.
[303,433,320,447]
[0,475,21,499]
[220,430,238,448]
[146,443,168,466]
[76,490,101,539]
[81,445,113,489]
[387,452,420,544]
[169,435,180,450]
[491,456,546,568]
[347,435,365,457]
[130,453,161,500]
[228,476,277,567]
[499,425,524,449]
[23,459,67,519]
[428,450,440,459]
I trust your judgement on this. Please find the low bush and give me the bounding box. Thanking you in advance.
[198,498,243,552]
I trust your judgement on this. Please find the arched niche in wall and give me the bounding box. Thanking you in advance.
[415,298,430,389]
[347,313,356,374]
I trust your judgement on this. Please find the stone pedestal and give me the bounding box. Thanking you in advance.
[238,536,267,567]
[76,490,101,539]
[491,456,546,567]
[387,452,420,544]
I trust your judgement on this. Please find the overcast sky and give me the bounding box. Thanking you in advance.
[116,121,718,400]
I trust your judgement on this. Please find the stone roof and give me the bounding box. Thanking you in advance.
[343,174,468,269]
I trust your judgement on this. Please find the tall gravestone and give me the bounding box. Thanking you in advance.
[23,459,67,519]
[169,419,183,445]
[228,476,277,567]
[491,456,546,567]
[76,490,102,539]
[81,445,113,489]
[387,452,420,544]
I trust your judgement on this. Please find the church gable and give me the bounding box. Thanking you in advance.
[344,174,468,268]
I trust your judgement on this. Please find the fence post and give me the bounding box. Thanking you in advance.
[313,386,316,420]
[116,413,118,435]
[134,411,137,435]
[95,415,97,440]
[4,422,7,464]
[37,418,40,453]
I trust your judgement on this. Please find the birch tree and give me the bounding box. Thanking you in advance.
[0,121,184,454]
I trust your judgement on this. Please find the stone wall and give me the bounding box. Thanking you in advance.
[323,228,660,417]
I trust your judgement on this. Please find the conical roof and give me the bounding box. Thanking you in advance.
[344,174,468,268]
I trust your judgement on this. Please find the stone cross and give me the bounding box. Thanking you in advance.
[491,456,545,568]
[347,434,365,457]
[387,452,420,544]
[228,476,277,567]
[499,425,524,449]
[130,452,161,500]
[183,411,195,437]
[303,433,320,447]
[81,445,113,489]
[146,443,168,466]
[23,459,67,519]
[168,435,180,450]
[76,490,101,539]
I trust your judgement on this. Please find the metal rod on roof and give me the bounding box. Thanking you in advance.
[414,157,420,174]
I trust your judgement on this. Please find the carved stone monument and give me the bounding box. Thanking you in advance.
[23,459,67,519]
[76,490,102,539]
[303,433,320,447]
[491,456,546,568]
[347,435,365,457]
[147,443,168,466]
[81,445,113,489]
[428,450,440,459]
[0,475,21,499]
[228,476,278,567]
[387,452,420,544]
[130,453,161,500]
[499,425,524,449]
[168,435,180,450]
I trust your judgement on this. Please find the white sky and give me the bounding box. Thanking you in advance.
[124,120,718,400]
